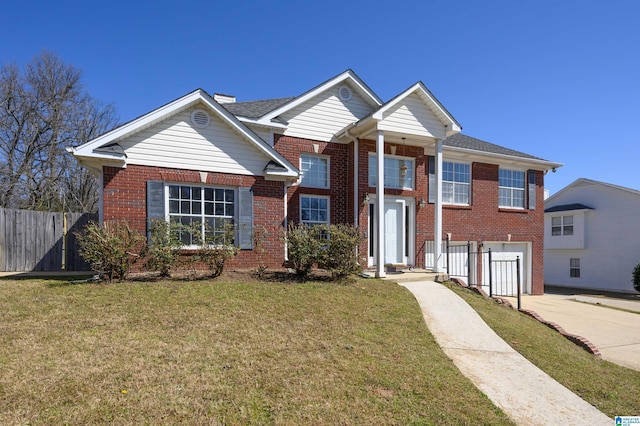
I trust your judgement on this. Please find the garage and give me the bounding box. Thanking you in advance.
[481,242,531,295]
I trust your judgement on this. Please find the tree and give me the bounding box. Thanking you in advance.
[0,51,118,212]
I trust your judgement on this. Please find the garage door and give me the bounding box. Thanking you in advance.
[482,243,529,295]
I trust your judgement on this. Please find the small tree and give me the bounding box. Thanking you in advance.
[285,222,322,277]
[76,220,144,281]
[144,219,184,277]
[195,220,238,278]
[632,263,640,293]
[319,224,362,279]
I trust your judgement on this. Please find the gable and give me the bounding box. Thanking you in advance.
[118,106,275,176]
[377,93,447,138]
[280,82,376,142]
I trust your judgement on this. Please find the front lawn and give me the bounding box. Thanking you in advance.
[0,274,510,425]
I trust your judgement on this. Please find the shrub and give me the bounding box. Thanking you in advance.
[76,220,144,281]
[285,222,323,277]
[319,224,362,279]
[632,263,640,292]
[144,219,184,277]
[195,220,238,278]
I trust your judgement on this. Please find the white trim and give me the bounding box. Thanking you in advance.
[299,153,330,189]
[69,89,299,180]
[299,194,330,225]
[366,195,416,267]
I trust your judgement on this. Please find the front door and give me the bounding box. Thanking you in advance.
[368,198,414,267]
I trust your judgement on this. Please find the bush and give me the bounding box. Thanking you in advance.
[319,224,362,279]
[285,223,323,277]
[194,220,238,278]
[632,263,640,292]
[76,220,145,281]
[286,223,362,279]
[144,219,184,277]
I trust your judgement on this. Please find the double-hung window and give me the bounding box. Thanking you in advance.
[300,154,329,188]
[551,215,573,236]
[168,184,235,246]
[442,161,470,205]
[368,155,415,190]
[300,195,329,226]
[499,169,525,208]
[570,258,580,278]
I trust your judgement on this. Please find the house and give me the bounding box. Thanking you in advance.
[544,178,640,294]
[68,70,561,294]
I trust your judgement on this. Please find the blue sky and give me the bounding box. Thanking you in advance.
[1,0,638,196]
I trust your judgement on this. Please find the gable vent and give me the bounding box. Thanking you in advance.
[338,85,352,101]
[191,109,210,128]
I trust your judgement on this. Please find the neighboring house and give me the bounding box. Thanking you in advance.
[544,178,640,294]
[69,70,561,294]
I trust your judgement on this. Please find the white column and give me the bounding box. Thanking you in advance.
[433,139,443,273]
[376,130,386,278]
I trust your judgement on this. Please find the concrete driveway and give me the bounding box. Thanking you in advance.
[506,292,640,371]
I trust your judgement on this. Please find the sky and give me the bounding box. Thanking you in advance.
[1,0,639,196]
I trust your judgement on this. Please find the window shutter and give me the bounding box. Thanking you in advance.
[528,171,536,210]
[238,187,253,250]
[146,181,165,242]
[428,156,435,203]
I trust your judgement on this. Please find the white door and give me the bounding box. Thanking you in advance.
[384,202,403,264]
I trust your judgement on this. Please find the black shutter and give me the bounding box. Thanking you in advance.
[146,181,165,243]
[238,187,253,250]
[428,156,435,203]
[528,171,536,210]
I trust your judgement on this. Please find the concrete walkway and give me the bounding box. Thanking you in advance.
[401,280,611,426]
[507,293,640,371]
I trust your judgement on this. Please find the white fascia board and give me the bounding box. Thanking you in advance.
[237,116,288,130]
[71,89,205,157]
[372,82,462,134]
[196,93,299,178]
[444,145,564,171]
[258,70,383,123]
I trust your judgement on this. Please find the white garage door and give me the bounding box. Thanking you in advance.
[482,243,529,295]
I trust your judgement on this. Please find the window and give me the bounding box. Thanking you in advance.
[499,169,525,208]
[570,258,580,278]
[442,161,470,205]
[300,195,329,225]
[300,154,328,188]
[168,184,235,246]
[551,215,573,236]
[368,155,414,189]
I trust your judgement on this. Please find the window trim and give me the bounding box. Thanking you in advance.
[368,153,415,190]
[300,153,330,189]
[299,194,330,226]
[165,183,237,248]
[551,215,574,236]
[442,160,471,206]
[570,258,580,278]
[498,168,526,209]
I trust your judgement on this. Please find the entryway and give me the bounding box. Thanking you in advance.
[368,197,415,267]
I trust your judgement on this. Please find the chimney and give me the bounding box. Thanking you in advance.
[214,93,236,104]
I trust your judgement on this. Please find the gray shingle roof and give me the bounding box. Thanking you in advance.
[545,203,594,213]
[221,97,294,119]
[443,133,545,161]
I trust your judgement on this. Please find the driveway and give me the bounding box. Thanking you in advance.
[505,292,640,371]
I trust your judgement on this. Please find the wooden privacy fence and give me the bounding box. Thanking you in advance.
[0,208,97,272]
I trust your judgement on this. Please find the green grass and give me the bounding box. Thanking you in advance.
[0,275,511,425]
[446,283,640,418]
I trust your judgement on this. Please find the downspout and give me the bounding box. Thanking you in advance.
[343,125,359,227]
[283,176,301,262]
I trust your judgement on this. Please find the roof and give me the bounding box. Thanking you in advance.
[221,97,295,119]
[547,178,640,203]
[545,203,594,213]
[444,133,546,161]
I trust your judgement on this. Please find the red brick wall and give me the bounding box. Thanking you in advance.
[274,134,351,225]
[354,139,546,294]
[102,164,286,269]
